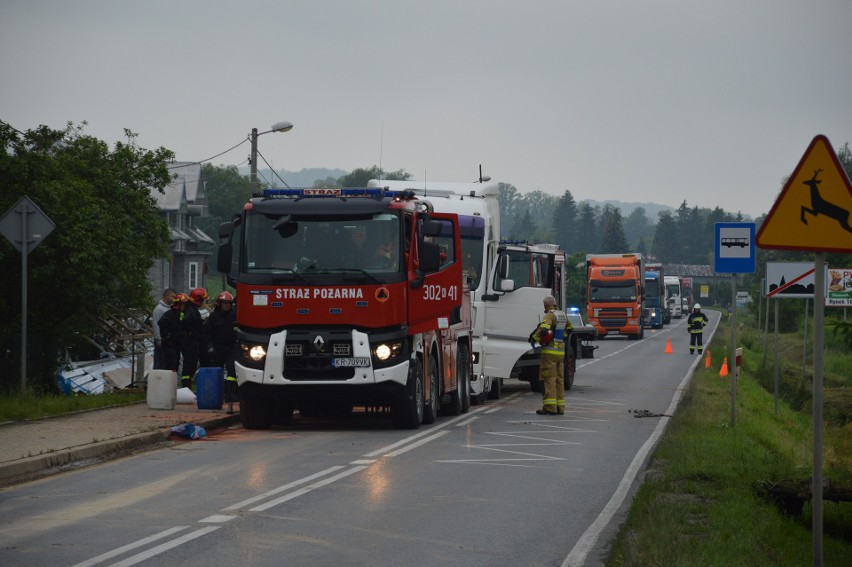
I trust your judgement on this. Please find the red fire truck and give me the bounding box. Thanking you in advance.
[217,187,472,429]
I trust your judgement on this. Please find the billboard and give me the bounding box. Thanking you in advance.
[828,268,852,307]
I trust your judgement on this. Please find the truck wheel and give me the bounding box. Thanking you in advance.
[471,382,488,406]
[241,384,273,430]
[564,353,576,391]
[443,343,470,416]
[391,357,424,429]
[460,345,471,414]
[423,353,440,424]
[488,376,502,399]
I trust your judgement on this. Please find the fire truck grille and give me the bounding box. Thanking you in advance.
[283,340,356,380]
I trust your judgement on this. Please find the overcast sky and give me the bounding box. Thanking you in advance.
[3,1,851,219]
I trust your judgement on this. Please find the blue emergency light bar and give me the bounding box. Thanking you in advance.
[262,187,415,199]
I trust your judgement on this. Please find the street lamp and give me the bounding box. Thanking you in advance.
[250,121,294,187]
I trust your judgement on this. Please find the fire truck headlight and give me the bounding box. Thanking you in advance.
[626,308,633,317]
[239,342,267,362]
[375,344,392,361]
[249,345,266,361]
[373,342,403,362]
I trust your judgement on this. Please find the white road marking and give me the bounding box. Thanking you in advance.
[249,466,368,512]
[68,526,190,567]
[109,526,221,567]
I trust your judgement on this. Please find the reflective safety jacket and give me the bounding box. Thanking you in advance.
[533,308,571,358]
[687,311,707,334]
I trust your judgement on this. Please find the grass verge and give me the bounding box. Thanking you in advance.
[604,311,852,566]
[0,389,146,422]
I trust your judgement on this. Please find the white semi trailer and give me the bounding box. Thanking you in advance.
[368,179,569,400]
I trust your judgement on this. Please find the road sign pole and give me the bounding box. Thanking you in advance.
[812,253,825,566]
[730,274,737,427]
[20,201,29,393]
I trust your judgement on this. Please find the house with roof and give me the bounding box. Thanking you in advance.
[147,162,215,302]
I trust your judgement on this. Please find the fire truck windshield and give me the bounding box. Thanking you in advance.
[243,211,403,275]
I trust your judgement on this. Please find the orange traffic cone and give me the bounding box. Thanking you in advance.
[719,356,728,377]
[705,349,712,368]
[664,338,673,354]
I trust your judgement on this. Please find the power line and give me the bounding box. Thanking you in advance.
[255,147,292,189]
[167,136,250,169]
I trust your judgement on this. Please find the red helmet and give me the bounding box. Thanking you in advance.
[189,288,208,306]
[171,293,188,310]
[216,291,234,304]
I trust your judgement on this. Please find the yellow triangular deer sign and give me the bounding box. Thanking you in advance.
[756,135,852,253]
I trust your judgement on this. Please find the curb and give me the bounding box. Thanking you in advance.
[0,413,242,485]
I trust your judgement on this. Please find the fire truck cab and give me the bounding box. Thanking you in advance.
[218,188,472,429]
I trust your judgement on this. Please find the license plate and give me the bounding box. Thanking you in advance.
[332,357,370,368]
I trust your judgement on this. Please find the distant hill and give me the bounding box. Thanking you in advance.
[238,167,348,187]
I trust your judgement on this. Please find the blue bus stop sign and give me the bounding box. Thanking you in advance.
[715,222,755,273]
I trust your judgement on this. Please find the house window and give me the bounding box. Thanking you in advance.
[188,262,199,289]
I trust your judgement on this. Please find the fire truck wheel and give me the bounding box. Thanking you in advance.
[391,357,424,429]
[442,343,470,416]
[274,403,294,426]
[423,353,440,425]
[460,345,471,413]
[241,384,273,430]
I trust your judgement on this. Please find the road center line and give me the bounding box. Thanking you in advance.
[222,465,346,511]
[68,526,190,567]
[109,526,221,567]
[249,466,368,512]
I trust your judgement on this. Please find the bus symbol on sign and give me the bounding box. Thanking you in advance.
[721,237,749,248]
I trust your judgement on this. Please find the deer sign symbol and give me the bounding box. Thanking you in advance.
[800,169,852,234]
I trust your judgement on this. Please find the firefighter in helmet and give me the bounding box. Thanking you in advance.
[180,287,209,389]
[687,303,708,355]
[531,295,571,415]
[158,293,187,373]
[207,290,238,407]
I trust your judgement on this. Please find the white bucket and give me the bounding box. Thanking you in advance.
[146,370,177,409]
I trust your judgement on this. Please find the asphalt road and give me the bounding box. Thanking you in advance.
[0,313,716,567]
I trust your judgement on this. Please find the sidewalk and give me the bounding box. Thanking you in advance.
[0,401,241,486]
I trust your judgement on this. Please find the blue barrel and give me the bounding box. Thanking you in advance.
[196,367,224,410]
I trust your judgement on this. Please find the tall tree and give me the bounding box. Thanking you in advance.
[599,205,629,253]
[623,206,651,250]
[652,210,679,262]
[202,163,255,236]
[552,190,577,253]
[498,183,522,239]
[574,202,599,254]
[0,122,174,390]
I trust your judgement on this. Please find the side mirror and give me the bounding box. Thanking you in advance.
[420,241,441,273]
[421,219,443,237]
[499,279,515,292]
[497,254,510,279]
[217,242,232,274]
[218,221,234,240]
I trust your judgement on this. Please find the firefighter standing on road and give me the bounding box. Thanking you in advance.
[180,288,209,389]
[531,295,570,415]
[158,293,187,373]
[207,291,238,405]
[687,303,708,355]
